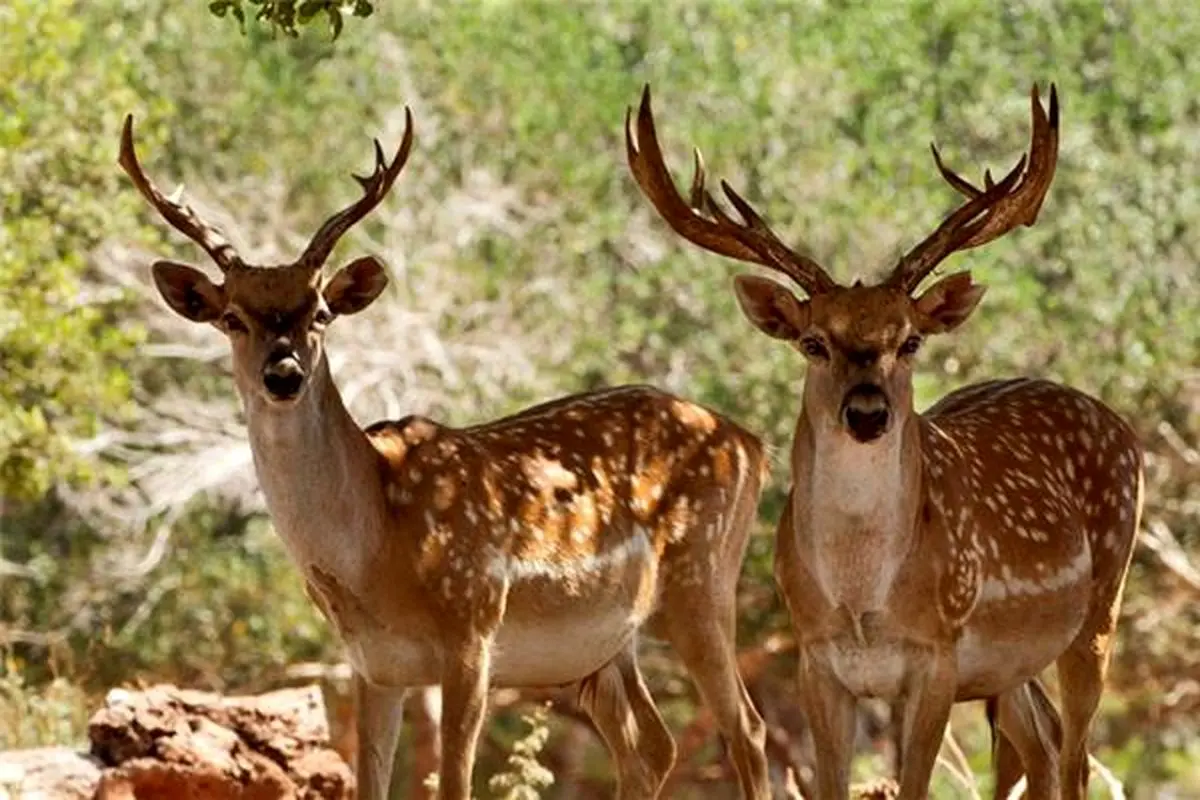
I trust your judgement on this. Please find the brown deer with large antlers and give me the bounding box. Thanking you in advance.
[119,111,774,799]
[626,84,1142,799]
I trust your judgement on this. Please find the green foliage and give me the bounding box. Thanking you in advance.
[1,501,333,692]
[0,0,156,499]
[208,0,374,38]
[92,515,334,690]
[487,703,555,800]
[0,655,90,750]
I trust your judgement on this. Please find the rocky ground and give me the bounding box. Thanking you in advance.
[0,684,352,799]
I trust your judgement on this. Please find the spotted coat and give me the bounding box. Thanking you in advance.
[777,376,1142,701]
[304,384,765,689]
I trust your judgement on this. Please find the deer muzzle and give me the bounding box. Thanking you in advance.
[841,383,891,443]
[262,344,306,401]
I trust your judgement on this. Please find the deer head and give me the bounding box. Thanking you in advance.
[119,112,413,407]
[627,84,1058,443]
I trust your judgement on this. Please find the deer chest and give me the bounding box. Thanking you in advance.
[821,630,911,701]
[304,567,442,687]
[800,511,911,618]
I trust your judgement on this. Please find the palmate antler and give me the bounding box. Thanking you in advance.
[625,85,838,296]
[887,84,1060,293]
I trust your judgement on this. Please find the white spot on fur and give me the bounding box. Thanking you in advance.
[980,543,1091,602]
[491,526,652,583]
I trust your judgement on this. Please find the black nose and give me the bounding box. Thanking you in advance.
[841,383,891,443]
[262,358,305,400]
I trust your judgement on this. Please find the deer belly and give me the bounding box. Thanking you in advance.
[488,545,659,687]
[490,601,643,687]
[954,581,1091,698]
[343,631,441,688]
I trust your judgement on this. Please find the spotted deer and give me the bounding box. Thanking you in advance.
[626,84,1142,799]
[119,110,775,800]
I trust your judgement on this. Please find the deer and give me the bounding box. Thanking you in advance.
[118,108,777,800]
[625,83,1142,800]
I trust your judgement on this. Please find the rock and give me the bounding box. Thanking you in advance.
[88,684,352,799]
[0,746,102,799]
[0,684,352,799]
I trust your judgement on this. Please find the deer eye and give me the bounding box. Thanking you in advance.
[800,337,829,360]
[221,312,247,334]
[898,335,922,356]
[312,309,333,328]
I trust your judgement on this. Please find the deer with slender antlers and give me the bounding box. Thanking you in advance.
[119,112,774,799]
[626,84,1142,799]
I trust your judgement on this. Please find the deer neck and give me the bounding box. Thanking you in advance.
[791,404,924,615]
[241,356,387,583]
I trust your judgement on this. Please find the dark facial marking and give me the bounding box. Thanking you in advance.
[249,306,310,335]
[845,347,881,368]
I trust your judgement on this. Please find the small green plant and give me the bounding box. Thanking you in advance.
[487,703,555,800]
[0,655,91,750]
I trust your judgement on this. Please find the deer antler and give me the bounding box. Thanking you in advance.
[626,85,838,296]
[888,83,1060,293]
[298,108,415,270]
[119,115,243,273]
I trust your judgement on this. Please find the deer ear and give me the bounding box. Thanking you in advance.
[151,261,225,323]
[914,272,986,334]
[732,275,810,341]
[324,256,389,316]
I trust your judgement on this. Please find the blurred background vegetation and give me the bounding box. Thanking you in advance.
[2,0,1198,797]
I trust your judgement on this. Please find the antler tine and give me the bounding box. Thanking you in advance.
[930,142,982,198]
[719,180,839,293]
[687,149,752,235]
[625,84,838,296]
[929,84,1060,252]
[888,83,1060,293]
[299,106,415,269]
[119,115,242,273]
[625,87,767,266]
[888,155,1026,292]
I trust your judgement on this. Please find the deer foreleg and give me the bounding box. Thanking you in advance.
[354,673,406,800]
[795,647,857,800]
[896,647,956,800]
[437,634,492,800]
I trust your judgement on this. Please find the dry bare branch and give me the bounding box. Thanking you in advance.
[1141,518,1200,594]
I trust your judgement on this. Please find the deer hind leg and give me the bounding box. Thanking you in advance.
[1055,639,1105,800]
[577,638,676,799]
[988,700,1023,800]
[989,678,1062,800]
[654,473,771,796]
[656,601,770,800]
[1056,525,1136,800]
[1055,592,1128,800]
[354,673,407,800]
